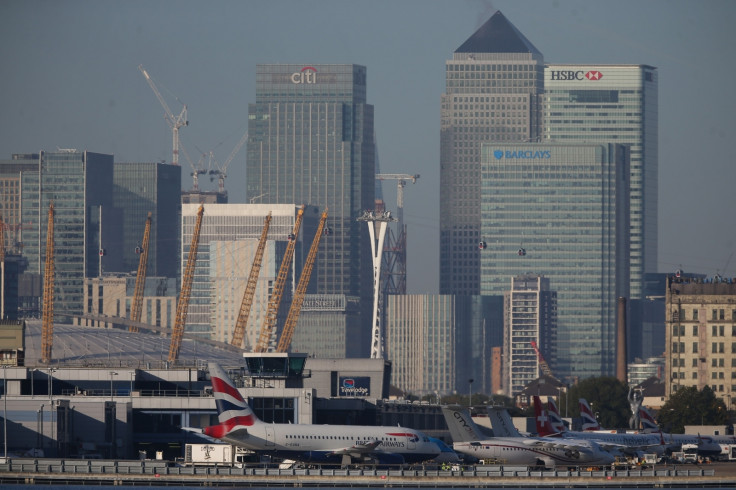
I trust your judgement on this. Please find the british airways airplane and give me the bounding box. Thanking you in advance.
[638,406,727,458]
[199,363,441,466]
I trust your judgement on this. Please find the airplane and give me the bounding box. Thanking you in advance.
[486,406,524,437]
[428,437,462,465]
[442,406,614,468]
[535,396,668,457]
[547,398,568,433]
[199,362,441,466]
[638,406,726,459]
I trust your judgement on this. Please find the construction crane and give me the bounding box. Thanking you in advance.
[41,202,55,364]
[129,212,152,333]
[210,129,248,196]
[530,340,554,378]
[168,205,204,362]
[138,64,188,167]
[255,205,305,353]
[375,174,420,228]
[276,209,328,353]
[231,212,272,349]
[374,174,420,295]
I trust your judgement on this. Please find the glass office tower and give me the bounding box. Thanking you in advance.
[480,143,630,379]
[440,11,544,295]
[113,162,181,279]
[21,150,116,320]
[246,64,375,356]
[544,65,658,300]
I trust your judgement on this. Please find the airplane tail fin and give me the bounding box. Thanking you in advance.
[486,406,522,437]
[578,398,601,431]
[546,398,567,434]
[441,406,487,442]
[532,395,556,437]
[203,363,261,439]
[639,406,659,432]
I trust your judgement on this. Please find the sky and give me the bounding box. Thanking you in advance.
[2,0,735,294]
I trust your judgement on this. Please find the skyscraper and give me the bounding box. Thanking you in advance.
[480,143,630,379]
[112,162,181,279]
[246,64,375,356]
[440,11,544,295]
[21,149,117,319]
[544,64,658,299]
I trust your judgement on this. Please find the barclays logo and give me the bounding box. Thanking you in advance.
[493,150,551,160]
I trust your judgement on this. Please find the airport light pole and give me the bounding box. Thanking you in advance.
[3,365,7,462]
[109,371,118,402]
[468,378,474,410]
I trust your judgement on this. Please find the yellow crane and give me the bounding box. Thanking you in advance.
[255,205,305,353]
[530,340,554,378]
[168,205,204,362]
[41,202,55,364]
[276,209,328,353]
[230,212,272,349]
[129,212,152,333]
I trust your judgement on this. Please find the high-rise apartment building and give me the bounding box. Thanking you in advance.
[0,154,39,255]
[386,294,503,397]
[20,150,117,320]
[480,143,630,379]
[665,275,736,405]
[544,64,658,299]
[440,11,544,295]
[112,162,181,279]
[503,274,557,396]
[246,64,375,356]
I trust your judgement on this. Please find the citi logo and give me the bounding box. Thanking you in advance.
[291,66,317,84]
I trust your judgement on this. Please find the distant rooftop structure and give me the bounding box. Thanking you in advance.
[22,320,245,368]
[455,11,542,54]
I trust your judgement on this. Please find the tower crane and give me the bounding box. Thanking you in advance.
[41,202,55,364]
[231,212,272,349]
[129,212,152,333]
[168,205,204,362]
[530,340,554,378]
[375,174,420,229]
[276,209,328,353]
[374,173,420,295]
[138,64,188,167]
[255,205,305,353]
[210,129,248,196]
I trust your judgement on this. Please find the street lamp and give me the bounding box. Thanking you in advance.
[109,371,118,402]
[468,378,474,409]
[3,365,7,462]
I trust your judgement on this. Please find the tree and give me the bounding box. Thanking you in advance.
[657,386,728,434]
[565,377,630,428]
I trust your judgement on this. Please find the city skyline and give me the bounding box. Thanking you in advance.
[2,0,735,293]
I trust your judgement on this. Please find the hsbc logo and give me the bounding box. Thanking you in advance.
[550,70,604,81]
[291,66,317,84]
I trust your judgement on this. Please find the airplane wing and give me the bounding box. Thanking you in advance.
[326,440,382,457]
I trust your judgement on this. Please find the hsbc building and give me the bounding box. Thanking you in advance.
[544,64,658,307]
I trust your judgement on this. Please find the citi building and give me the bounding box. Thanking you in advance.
[246,64,375,356]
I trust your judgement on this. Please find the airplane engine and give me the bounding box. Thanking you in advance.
[565,449,581,459]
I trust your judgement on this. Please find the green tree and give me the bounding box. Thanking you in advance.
[564,377,630,428]
[657,386,728,434]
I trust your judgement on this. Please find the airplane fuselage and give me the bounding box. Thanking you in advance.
[217,422,438,464]
[452,438,614,468]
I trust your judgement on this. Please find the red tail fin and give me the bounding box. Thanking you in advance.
[533,395,555,436]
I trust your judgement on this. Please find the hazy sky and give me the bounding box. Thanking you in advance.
[2,0,735,293]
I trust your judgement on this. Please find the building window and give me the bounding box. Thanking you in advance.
[693,309,698,321]
[692,372,697,379]
[692,342,698,354]
[692,359,698,367]
[692,325,698,336]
